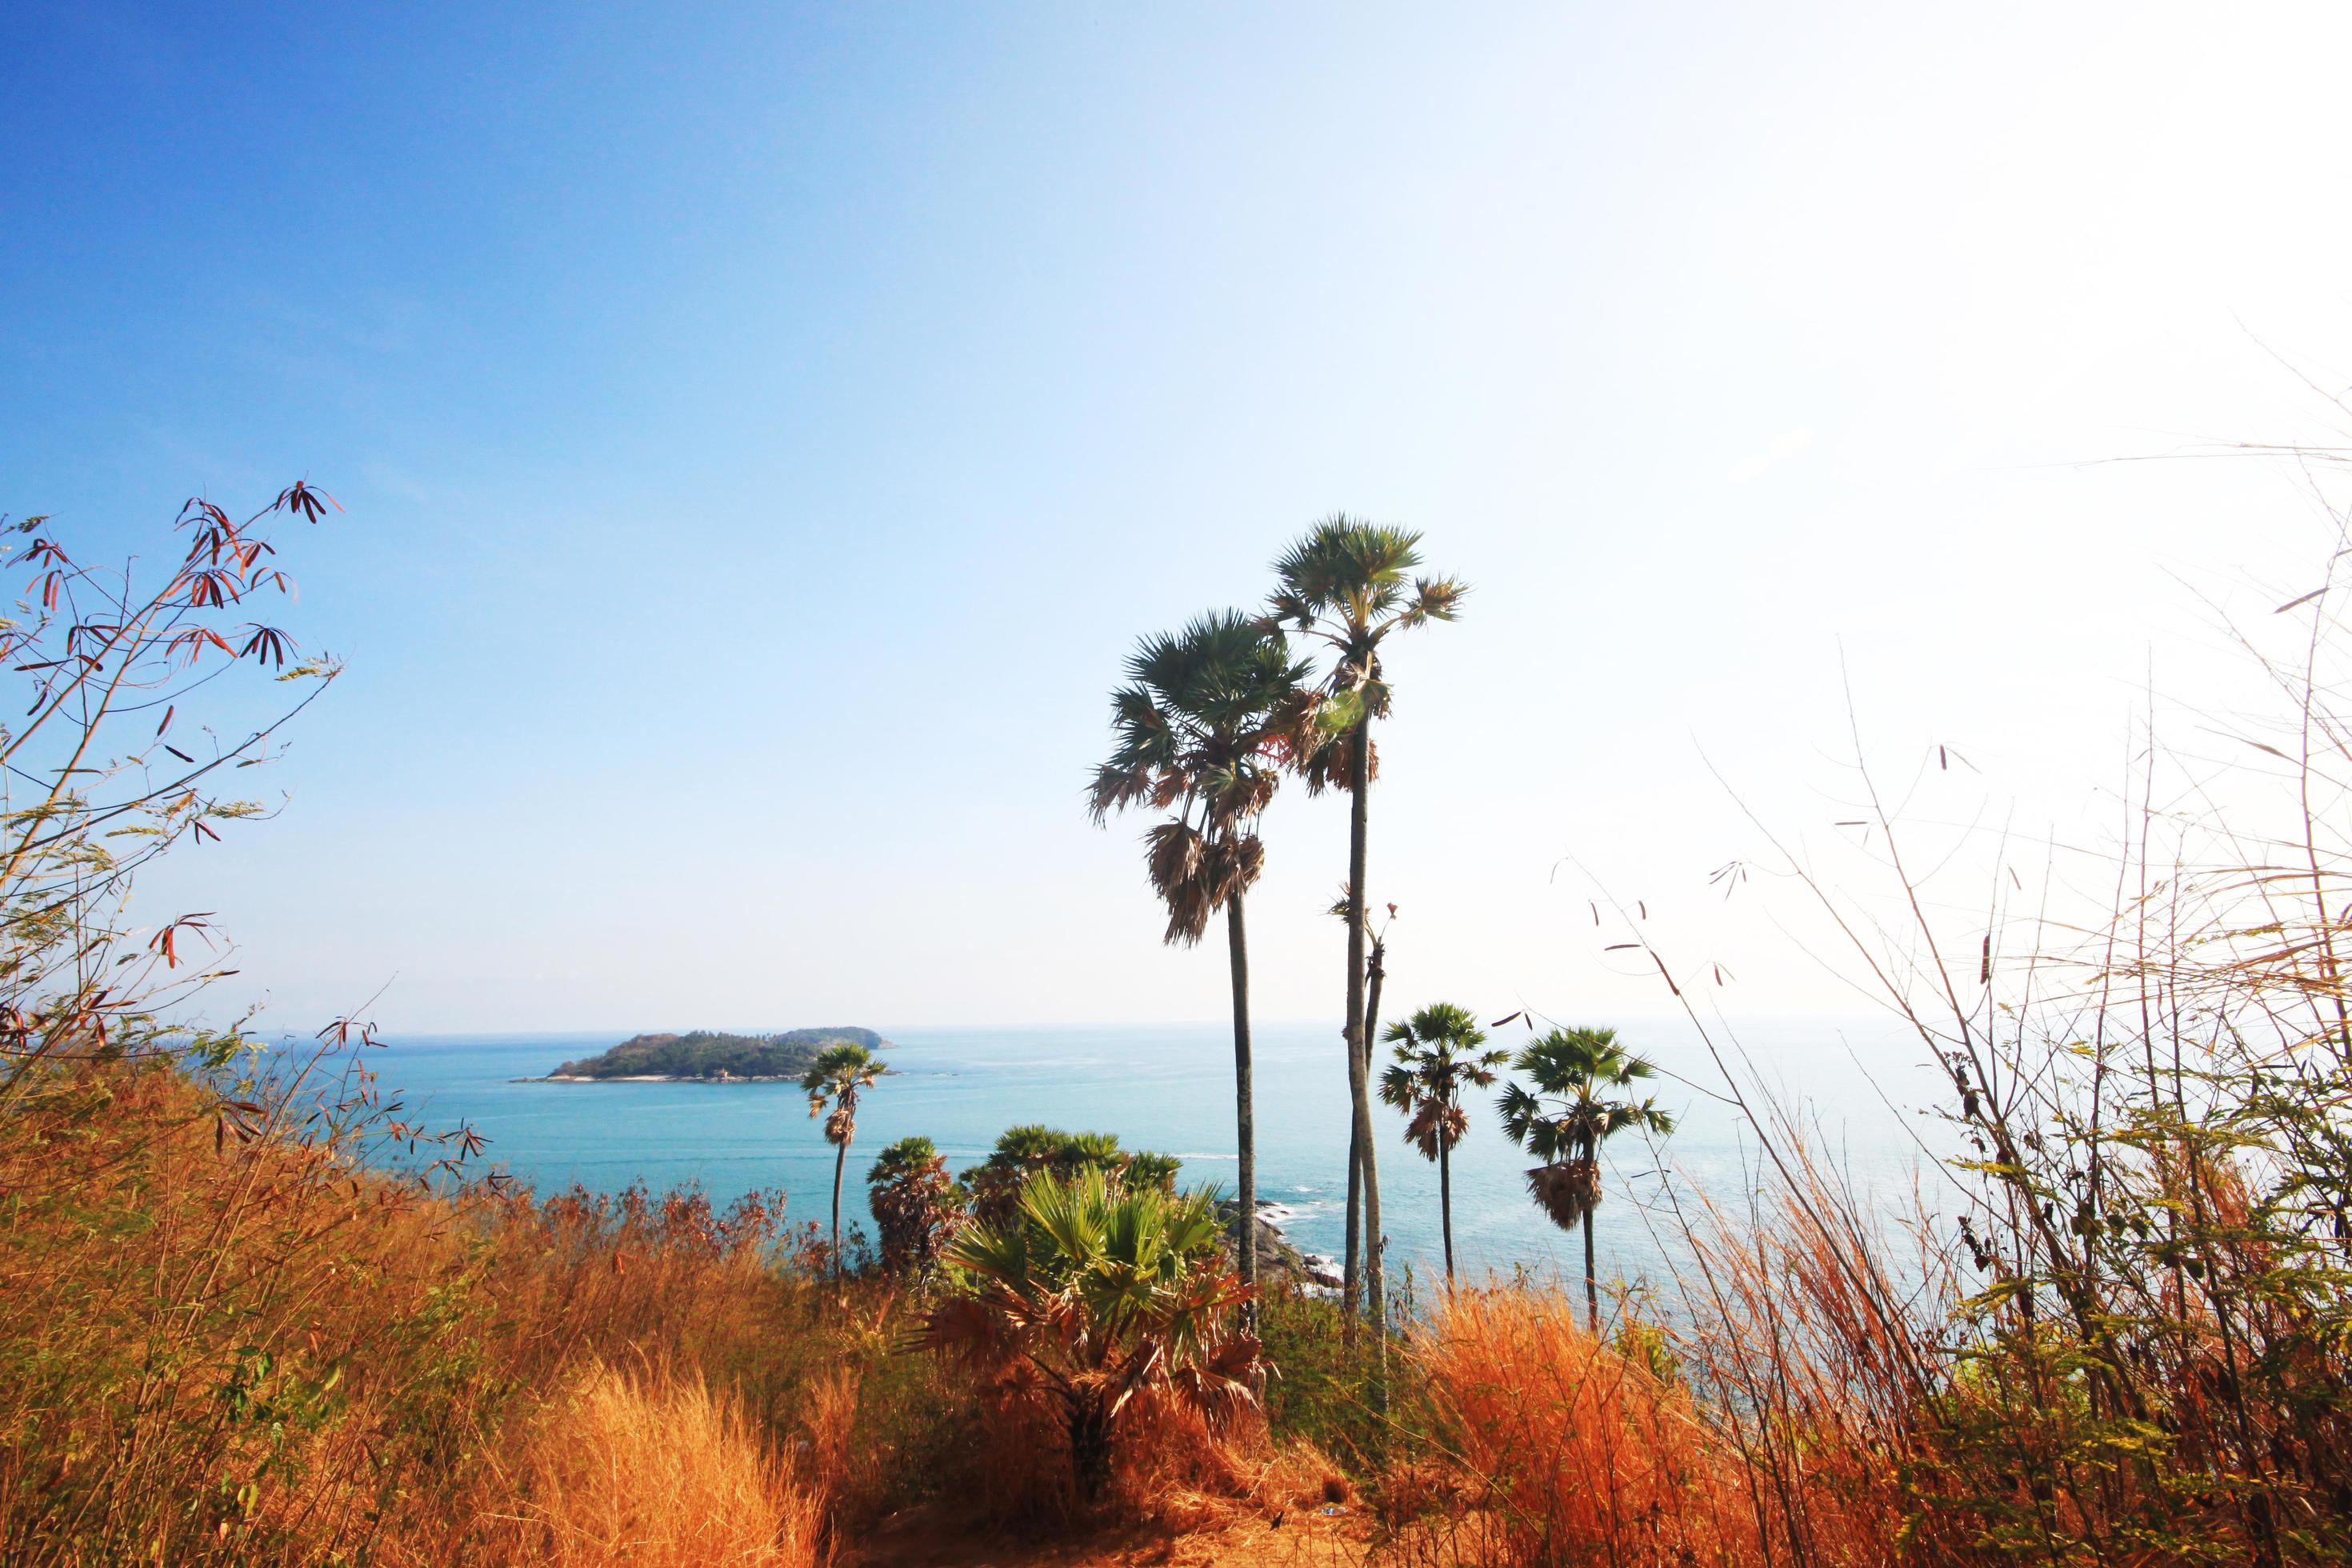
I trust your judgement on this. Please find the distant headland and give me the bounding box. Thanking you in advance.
[521,1027,891,1083]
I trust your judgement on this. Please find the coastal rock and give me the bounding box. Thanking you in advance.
[1218,1198,1341,1294]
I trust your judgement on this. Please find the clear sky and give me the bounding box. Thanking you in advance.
[6,3,2352,1035]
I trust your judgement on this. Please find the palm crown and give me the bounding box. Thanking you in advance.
[1380,1002,1510,1161]
[1497,1026,1674,1233]
[867,1134,945,1187]
[802,1041,886,1147]
[1087,610,1307,944]
[1267,514,1466,792]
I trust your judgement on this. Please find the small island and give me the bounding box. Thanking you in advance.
[525,1027,890,1082]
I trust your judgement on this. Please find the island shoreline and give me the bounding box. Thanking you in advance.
[511,1074,809,1083]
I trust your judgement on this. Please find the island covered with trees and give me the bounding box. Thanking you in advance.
[537,1027,890,1082]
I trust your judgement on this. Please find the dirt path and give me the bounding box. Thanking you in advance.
[843,1506,1373,1567]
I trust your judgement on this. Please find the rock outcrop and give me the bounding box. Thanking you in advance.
[1220,1198,1342,1294]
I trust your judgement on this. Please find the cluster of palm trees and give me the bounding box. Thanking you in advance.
[1382,1013,1674,1330]
[1088,514,1463,1351]
[1090,514,1676,1344]
[810,510,1679,1343]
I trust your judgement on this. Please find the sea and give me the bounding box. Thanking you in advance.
[315,1015,1954,1300]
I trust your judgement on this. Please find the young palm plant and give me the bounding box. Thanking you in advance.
[916,1168,1264,1503]
[801,1041,887,1282]
[1379,1002,1510,1285]
[867,1134,963,1278]
[1496,1026,1674,1332]
[1270,515,1464,1350]
[1088,610,1307,1316]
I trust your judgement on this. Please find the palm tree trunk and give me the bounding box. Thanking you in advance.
[831,1136,847,1286]
[1342,938,1383,1331]
[1069,1397,1114,1503]
[1226,887,1258,1326]
[1439,1138,1454,1286]
[1342,1118,1362,1333]
[1345,718,1386,1392]
[1583,1211,1599,1334]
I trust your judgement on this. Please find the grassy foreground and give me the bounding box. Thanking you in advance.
[0,1054,1368,1566]
[10,1030,2351,1566]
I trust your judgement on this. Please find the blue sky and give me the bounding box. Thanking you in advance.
[6,3,2352,1034]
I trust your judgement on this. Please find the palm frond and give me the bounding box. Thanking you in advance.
[916,1168,1265,1498]
[1269,514,1425,625]
[1092,611,1305,937]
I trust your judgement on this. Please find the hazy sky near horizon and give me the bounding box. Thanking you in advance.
[7,3,2352,1038]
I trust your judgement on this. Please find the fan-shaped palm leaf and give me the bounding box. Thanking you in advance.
[918,1170,1263,1501]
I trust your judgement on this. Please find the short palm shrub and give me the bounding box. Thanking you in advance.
[866,1135,964,1278]
[914,1169,1265,1503]
[959,1125,1178,1229]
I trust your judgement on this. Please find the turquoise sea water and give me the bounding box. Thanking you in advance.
[331,1016,1948,1296]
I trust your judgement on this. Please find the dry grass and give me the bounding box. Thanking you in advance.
[0,1054,1287,1567]
[1389,1289,1774,1567]
[0,1055,863,1566]
[492,1361,824,1567]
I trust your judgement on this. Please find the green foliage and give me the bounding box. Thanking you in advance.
[550,1026,887,1081]
[1266,512,1467,793]
[960,1125,1181,1230]
[869,1134,942,1181]
[1253,1289,1421,1470]
[1379,1002,1510,1162]
[916,1168,1263,1502]
[1496,1026,1675,1174]
[801,1041,887,1137]
[866,1135,965,1278]
[1086,609,1306,944]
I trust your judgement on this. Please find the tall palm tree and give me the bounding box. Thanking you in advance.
[1271,515,1465,1351]
[1089,610,1307,1317]
[801,1041,886,1282]
[1379,1002,1510,1285]
[1496,1026,1675,1332]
